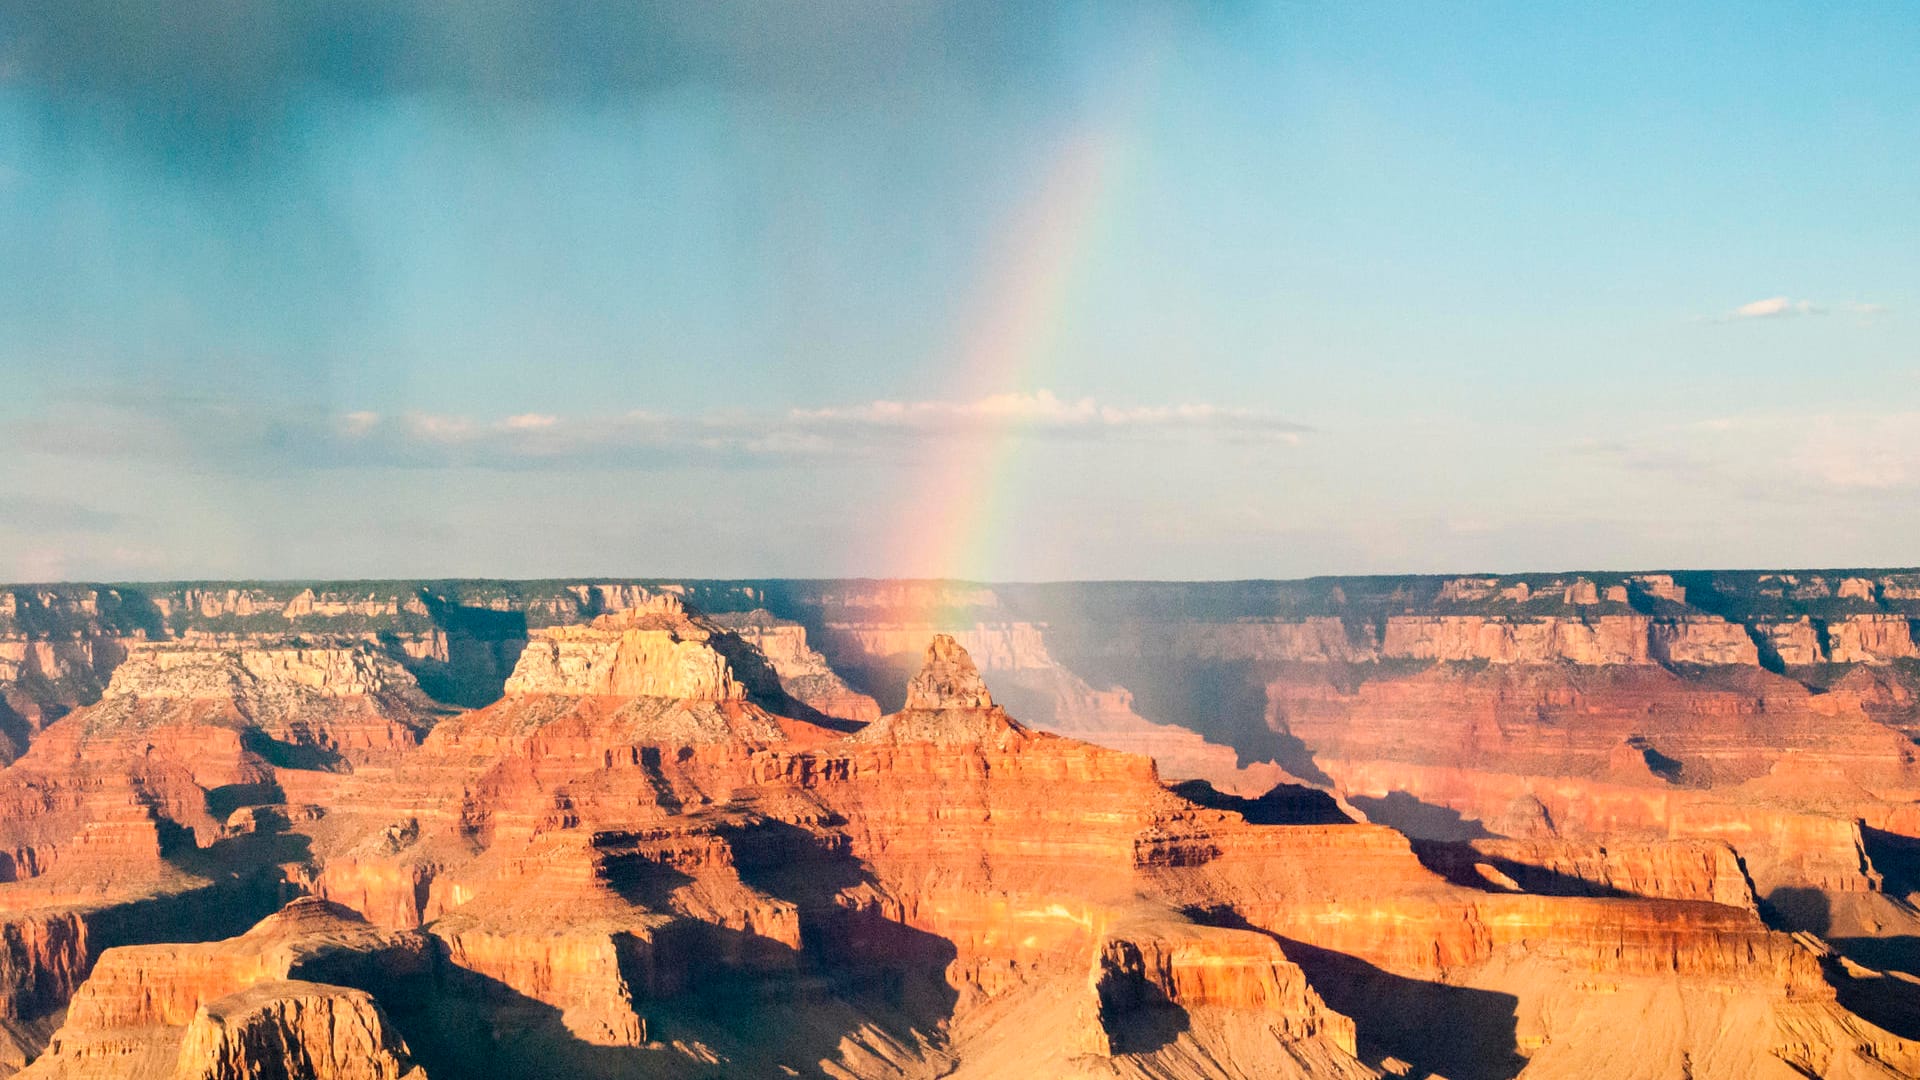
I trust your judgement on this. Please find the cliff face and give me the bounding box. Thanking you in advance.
[170,980,426,1080]
[1828,613,1920,664]
[105,643,409,700]
[708,611,881,722]
[1414,837,1759,906]
[20,899,429,1080]
[503,600,745,701]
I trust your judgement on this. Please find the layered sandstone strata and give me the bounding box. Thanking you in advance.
[504,601,745,700]
[20,899,427,1079]
[1088,920,1357,1056]
[1827,614,1920,664]
[171,980,426,1080]
[1380,614,1654,664]
[104,642,409,700]
[1414,837,1758,906]
[1757,617,1825,665]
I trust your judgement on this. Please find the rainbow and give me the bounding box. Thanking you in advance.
[897,121,1133,583]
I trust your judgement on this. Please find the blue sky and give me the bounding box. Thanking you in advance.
[1,2,1915,581]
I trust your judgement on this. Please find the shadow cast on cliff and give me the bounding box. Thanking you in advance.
[1863,826,1920,901]
[240,729,349,773]
[406,597,530,709]
[387,915,957,1080]
[806,645,918,716]
[0,699,33,765]
[1170,779,1354,825]
[1760,885,1832,935]
[599,840,698,911]
[1098,979,1191,1055]
[727,820,960,984]
[566,818,962,1079]
[1349,792,1495,841]
[166,818,315,884]
[708,631,864,734]
[1832,937,1920,982]
[1827,953,1920,1041]
[1061,654,1334,783]
[730,818,962,1051]
[1187,909,1523,1080]
[1271,935,1525,1080]
[1410,840,1641,899]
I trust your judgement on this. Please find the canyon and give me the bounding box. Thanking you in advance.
[0,573,1918,1077]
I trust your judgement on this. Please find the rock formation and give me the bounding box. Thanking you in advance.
[170,980,426,1080]
[2,575,1920,1077]
[504,600,745,700]
[20,898,428,1079]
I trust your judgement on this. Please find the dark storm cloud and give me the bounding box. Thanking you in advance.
[0,1,1210,163]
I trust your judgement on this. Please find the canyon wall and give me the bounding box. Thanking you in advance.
[2,574,1920,1076]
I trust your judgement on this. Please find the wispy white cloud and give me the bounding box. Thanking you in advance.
[1714,296,1887,323]
[1731,296,1819,319]
[788,390,1304,441]
[12,391,1307,472]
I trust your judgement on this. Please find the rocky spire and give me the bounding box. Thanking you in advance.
[852,635,1021,746]
[903,634,994,711]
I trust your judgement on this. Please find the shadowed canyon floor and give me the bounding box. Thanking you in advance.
[2,576,1920,1076]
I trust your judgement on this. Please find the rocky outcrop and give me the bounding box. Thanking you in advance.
[902,634,994,711]
[170,980,425,1080]
[1633,574,1688,604]
[503,601,744,701]
[850,636,1031,746]
[48,900,420,1035]
[20,899,428,1079]
[1088,921,1356,1057]
[104,641,415,702]
[1757,617,1825,665]
[1649,617,1760,666]
[0,911,89,1022]
[1374,614,1767,667]
[431,920,644,1048]
[1826,614,1920,664]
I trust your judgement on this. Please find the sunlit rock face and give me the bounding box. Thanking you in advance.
[4,576,1920,1077]
[901,633,995,711]
[504,600,746,701]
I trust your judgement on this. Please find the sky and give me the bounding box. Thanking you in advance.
[1,1,1916,583]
